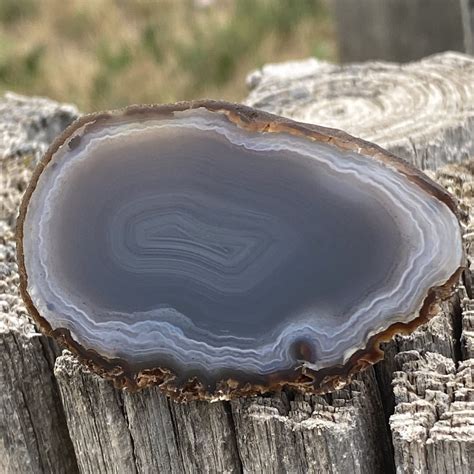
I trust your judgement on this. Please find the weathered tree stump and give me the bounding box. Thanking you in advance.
[1,94,79,473]
[2,53,474,473]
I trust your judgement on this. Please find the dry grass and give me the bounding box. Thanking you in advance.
[0,0,336,112]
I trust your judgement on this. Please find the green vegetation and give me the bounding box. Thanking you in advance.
[0,0,335,111]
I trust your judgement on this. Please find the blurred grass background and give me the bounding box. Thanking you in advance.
[0,0,335,112]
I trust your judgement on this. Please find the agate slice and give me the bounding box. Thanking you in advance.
[17,101,464,400]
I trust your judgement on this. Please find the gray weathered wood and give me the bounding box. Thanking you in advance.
[169,397,241,473]
[331,0,466,62]
[389,351,474,473]
[2,52,474,473]
[122,388,183,473]
[388,163,474,473]
[54,353,244,474]
[54,356,137,474]
[1,94,79,473]
[231,370,392,473]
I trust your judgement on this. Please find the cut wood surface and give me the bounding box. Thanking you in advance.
[1,53,473,473]
[246,52,474,171]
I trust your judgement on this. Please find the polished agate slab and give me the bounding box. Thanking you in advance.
[17,101,464,400]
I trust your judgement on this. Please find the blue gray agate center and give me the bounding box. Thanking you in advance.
[19,103,463,393]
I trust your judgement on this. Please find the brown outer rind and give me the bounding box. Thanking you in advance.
[16,100,465,401]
